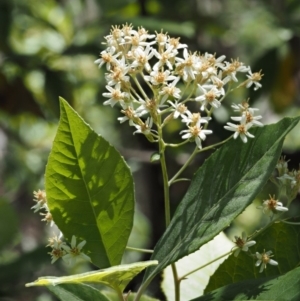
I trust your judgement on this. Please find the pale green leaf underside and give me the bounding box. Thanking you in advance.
[45,98,135,268]
[143,117,300,284]
[26,260,158,293]
[191,266,300,301]
[162,232,234,301]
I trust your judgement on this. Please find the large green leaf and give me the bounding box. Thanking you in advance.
[45,97,135,268]
[142,117,300,286]
[47,283,110,301]
[26,260,158,293]
[205,222,300,292]
[190,266,300,301]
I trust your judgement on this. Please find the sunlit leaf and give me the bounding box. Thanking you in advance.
[143,117,300,286]
[45,97,135,268]
[26,260,158,293]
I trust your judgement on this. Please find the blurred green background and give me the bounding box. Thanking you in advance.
[1,0,300,300]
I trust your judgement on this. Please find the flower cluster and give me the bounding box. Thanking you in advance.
[95,24,263,148]
[274,157,300,201]
[47,233,90,265]
[32,189,54,226]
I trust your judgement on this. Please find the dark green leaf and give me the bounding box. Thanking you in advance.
[45,97,135,268]
[143,117,300,285]
[47,283,110,301]
[190,266,300,301]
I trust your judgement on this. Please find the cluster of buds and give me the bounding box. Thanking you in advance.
[32,189,54,226]
[95,24,264,148]
[272,157,300,202]
[32,190,90,265]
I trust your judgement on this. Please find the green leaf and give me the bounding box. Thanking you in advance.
[26,260,158,293]
[190,266,300,301]
[46,283,110,301]
[143,117,300,285]
[45,97,135,268]
[104,291,161,301]
[205,222,300,292]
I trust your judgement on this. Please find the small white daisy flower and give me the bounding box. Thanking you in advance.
[257,195,288,215]
[233,232,256,257]
[224,115,254,143]
[255,250,278,273]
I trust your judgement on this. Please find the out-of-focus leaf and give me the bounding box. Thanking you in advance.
[143,117,300,287]
[205,222,300,292]
[190,266,300,301]
[45,97,135,268]
[0,198,18,250]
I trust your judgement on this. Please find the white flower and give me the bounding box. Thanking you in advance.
[224,115,254,143]
[152,45,177,70]
[175,48,198,81]
[133,117,153,135]
[233,232,256,257]
[94,47,121,71]
[123,31,155,50]
[181,112,211,126]
[221,59,250,82]
[167,37,187,50]
[103,83,129,107]
[47,233,67,264]
[230,109,263,127]
[195,85,222,111]
[255,250,278,273]
[129,45,154,72]
[257,195,288,215]
[105,56,130,86]
[168,101,190,119]
[62,235,90,266]
[144,69,177,85]
[180,125,212,148]
[158,78,181,104]
[246,70,263,90]
[118,106,139,125]
[31,189,47,213]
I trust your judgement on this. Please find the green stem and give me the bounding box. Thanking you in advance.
[157,118,180,301]
[125,246,154,253]
[169,146,198,186]
[172,263,180,301]
[196,135,233,154]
